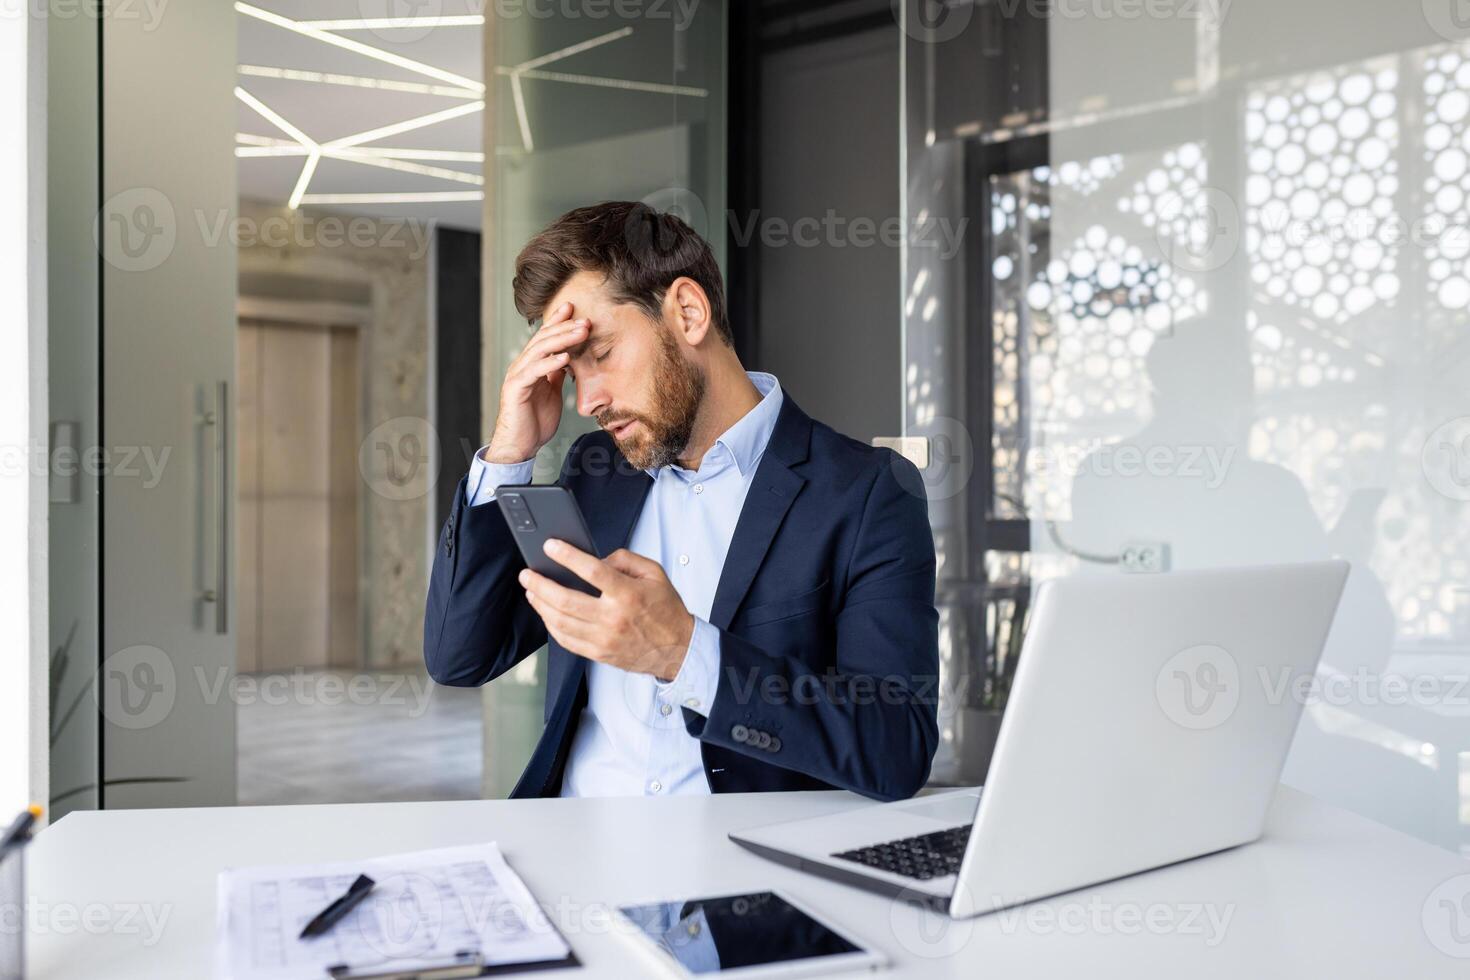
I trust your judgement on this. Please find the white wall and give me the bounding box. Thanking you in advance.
[0,6,49,819]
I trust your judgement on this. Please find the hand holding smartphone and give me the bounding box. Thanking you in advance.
[496,485,601,596]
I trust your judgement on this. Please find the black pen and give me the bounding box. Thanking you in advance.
[300,874,376,939]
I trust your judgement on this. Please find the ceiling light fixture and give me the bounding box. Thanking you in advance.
[235,85,323,208]
[235,2,484,93]
[510,74,533,153]
[237,134,484,162]
[296,15,484,30]
[325,153,483,185]
[290,150,322,210]
[323,100,485,150]
[332,147,485,162]
[235,85,315,149]
[237,64,481,100]
[508,66,708,98]
[514,27,633,72]
[235,145,309,157]
[236,12,711,213]
[501,66,707,98]
[234,90,484,207]
[299,192,484,204]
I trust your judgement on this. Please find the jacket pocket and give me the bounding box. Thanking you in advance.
[739,579,831,627]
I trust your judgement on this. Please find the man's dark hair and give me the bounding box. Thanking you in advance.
[512,201,731,346]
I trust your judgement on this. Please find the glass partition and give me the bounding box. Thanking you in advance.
[904,1,1470,851]
[481,4,727,796]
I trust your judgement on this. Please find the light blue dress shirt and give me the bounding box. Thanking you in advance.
[464,372,785,798]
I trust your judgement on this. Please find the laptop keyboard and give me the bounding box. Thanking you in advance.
[831,824,972,880]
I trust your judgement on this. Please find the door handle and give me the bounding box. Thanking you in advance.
[199,381,229,634]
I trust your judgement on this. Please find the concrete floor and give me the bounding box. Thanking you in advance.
[236,669,482,805]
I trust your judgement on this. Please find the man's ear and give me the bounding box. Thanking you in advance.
[665,277,712,347]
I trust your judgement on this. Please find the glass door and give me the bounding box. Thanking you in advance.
[480,3,727,796]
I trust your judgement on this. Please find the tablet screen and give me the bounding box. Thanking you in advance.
[618,891,864,975]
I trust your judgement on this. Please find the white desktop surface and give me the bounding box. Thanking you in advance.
[25,786,1470,978]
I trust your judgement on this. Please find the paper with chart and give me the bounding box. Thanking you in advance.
[215,843,570,979]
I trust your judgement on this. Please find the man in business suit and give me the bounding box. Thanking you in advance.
[425,201,938,802]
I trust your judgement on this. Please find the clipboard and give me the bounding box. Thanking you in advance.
[322,855,583,980]
[216,843,581,980]
[325,943,581,979]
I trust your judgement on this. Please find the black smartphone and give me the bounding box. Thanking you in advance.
[495,485,601,596]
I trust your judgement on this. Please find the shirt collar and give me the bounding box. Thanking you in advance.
[715,372,783,477]
[647,372,784,480]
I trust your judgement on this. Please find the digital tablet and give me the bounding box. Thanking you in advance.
[615,890,886,979]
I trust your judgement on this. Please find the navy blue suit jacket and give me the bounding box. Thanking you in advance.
[423,395,940,801]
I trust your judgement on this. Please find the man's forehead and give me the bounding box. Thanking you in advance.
[541,269,613,318]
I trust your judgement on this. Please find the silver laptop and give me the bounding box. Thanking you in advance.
[730,560,1349,918]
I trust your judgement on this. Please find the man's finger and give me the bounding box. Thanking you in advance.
[542,539,618,591]
[533,301,574,335]
[512,321,585,376]
[519,568,599,621]
[525,319,588,361]
[512,352,571,390]
[605,548,660,578]
[525,591,600,652]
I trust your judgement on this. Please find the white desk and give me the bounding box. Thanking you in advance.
[24,786,1470,978]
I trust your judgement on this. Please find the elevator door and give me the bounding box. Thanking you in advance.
[236,319,361,675]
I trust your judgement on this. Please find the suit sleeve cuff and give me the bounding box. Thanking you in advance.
[464,448,535,507]
[657,617,719,717]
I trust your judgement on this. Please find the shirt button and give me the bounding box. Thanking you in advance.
[649,780,662,793]
[684,698,699,709]
[678,554,690,566]
[659,702,673,716]
[693,484,704,494]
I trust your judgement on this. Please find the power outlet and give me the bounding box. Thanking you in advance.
[1121,541,1170,574]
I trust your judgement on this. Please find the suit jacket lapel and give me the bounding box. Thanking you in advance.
[708,397,813,630]
[587,451,654,558]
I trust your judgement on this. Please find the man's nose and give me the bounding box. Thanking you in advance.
[575,377,607,419]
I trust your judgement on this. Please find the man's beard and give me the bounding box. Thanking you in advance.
[597,329,705,471]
